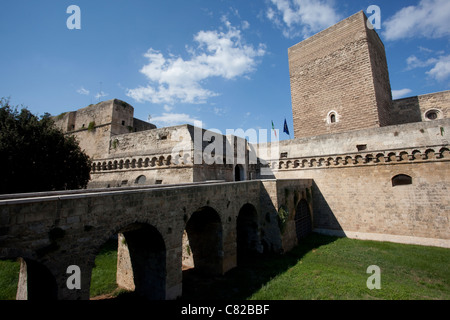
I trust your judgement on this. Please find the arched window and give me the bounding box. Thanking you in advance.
[392,174,412,187]
[135,175,146,185]
[327,110,339,124]
[330,114,336,123]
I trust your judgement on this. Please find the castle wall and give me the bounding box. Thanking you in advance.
[391,90,450,125]
[259,119,450,247]
[288,11,390,139]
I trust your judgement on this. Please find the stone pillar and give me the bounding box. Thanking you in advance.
[116,233,135,291]
[16,258,27,300]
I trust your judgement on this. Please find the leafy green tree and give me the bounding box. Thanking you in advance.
[0,98,91,194]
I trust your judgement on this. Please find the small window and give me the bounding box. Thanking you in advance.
[426,111,437,120]
[155,180,163,185]
[135,175,146,185]
[327,111,339,124]
[424,109,442,121]
[357,144,367,151]
[280,152,288,159]
[122,120,125,126]
[392,174,412,187]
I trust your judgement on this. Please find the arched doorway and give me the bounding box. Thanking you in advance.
[236,203,261,264]
[295,199,312,241]
[235,165,245,181]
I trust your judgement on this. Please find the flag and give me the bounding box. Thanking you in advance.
[283,118,290,137]
[271,120,277,138]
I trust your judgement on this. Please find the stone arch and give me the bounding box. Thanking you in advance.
[388,152,397,162]
[0,254,58,300]
[92,223,166,300]
[236,203,261,264]
[118,160,124,169]
[365,154,374,163]
[294,199,312,241]
[376,153,386,163]
[425,149,436,160]
[411,150,421,160]
[399,151,409,161]
[440,148,450,159]
[183,207,223,276]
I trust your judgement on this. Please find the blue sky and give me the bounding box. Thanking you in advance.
[1,0,449,140]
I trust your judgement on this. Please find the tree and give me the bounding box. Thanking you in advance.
[0,98,91,194]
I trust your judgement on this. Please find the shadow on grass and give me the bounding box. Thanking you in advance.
[98,233,339,301]
[180,233,339,300]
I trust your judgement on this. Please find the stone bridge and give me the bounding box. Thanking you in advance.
[0,179,313,300]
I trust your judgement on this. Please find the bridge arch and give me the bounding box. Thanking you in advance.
[236,203,262,264]
[90,222,166,300]
[0,251,57,300]
[183,206,223,276]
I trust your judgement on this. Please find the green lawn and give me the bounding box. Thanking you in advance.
[248,234,449,300]
[183,234,450,300]
[1,233,449,300]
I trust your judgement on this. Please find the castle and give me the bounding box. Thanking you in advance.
[54,11,449,248]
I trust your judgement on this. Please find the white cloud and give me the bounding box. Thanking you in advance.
[392,88,412,100]
[77,87,90,95]
[150,113,199,127]
[266,0,341,39]
[95,91,108,100]
[406,55,438,70]
[163,105,174,112]
[127,20,265,105]
[426,55,450,81]
[383,0,450,41]
[406,53,450,82]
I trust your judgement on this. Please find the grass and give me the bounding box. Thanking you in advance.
[89,238,120,298]
[247,234,450,300]
[0,259,20,300]
[1,233,449,300]
[182,234,449,300]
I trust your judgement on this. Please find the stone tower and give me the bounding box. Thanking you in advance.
[289,11,392,138]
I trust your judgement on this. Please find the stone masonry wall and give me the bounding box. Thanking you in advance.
[289,11,387,139]
[391,90,450,125]
[259,119,450,247]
